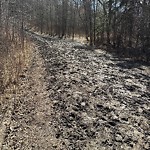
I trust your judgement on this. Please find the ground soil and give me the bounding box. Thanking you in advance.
[0,32,150,150]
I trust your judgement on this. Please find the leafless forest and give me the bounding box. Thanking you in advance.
[0,0,150,150]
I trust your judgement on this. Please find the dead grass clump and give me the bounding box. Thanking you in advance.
[0,35,32,95]
[0,35,32,139]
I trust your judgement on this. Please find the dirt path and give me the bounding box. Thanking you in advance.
[1,32,150,150]
[1,44,58,149]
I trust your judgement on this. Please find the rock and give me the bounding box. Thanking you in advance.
[115,134,123,142]
[81,102,86,107]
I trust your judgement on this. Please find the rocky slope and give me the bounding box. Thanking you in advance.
[1,32,150,150]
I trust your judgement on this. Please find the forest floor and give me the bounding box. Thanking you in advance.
[0,32,150,150]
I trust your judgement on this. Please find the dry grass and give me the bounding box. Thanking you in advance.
[0,36,32,114]
[0,38,32,92]
[0,35,33,148]
[73,35,87,44]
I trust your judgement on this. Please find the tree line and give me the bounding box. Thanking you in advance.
[0,0,150,60]
[26,0,150,61]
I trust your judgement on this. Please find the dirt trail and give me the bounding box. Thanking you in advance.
[1,32,150,150]
[1,44,58,149]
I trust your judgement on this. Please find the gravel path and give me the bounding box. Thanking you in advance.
[1,32,150,150]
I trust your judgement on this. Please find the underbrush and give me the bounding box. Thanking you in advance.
[98,43,150,64]
[0,34,32,99]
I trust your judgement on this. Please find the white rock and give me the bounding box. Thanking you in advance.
[81,102,86,106]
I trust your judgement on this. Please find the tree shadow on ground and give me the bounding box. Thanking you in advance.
[99,45,150,69]
[115,60,150,69]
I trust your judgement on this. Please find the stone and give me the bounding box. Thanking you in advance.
[115,134,123,142]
